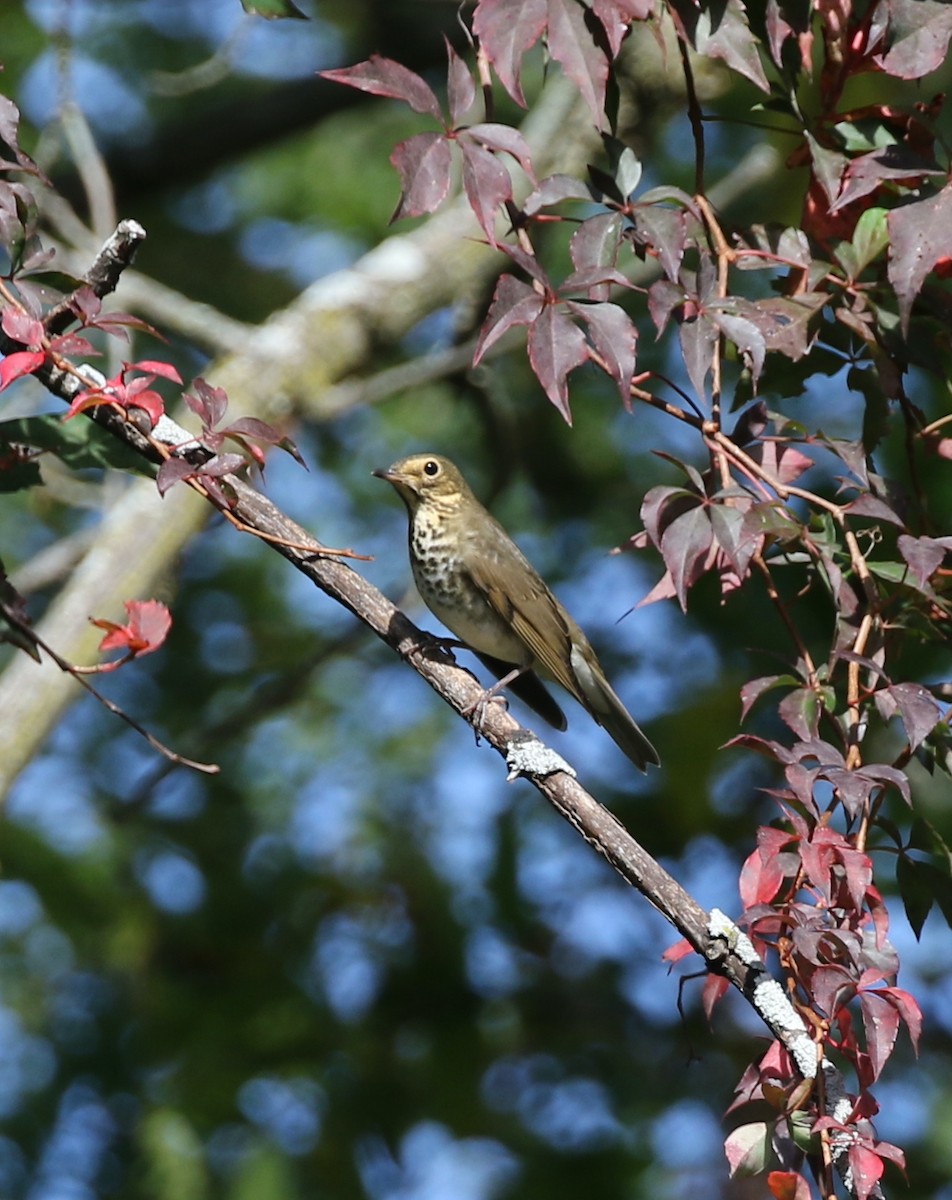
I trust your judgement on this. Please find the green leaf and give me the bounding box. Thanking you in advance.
[897,854,934,938]
[835,206,889,279]
[0,415,157,477]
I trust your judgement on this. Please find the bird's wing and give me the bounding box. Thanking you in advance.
[465,553,582,702]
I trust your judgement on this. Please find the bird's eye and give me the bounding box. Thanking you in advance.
[423,460,440,477]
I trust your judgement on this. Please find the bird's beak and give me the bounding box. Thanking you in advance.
[372,466,397,483]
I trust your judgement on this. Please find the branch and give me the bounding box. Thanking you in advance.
[0,220,833,1094]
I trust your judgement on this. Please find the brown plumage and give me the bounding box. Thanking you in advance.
[374,454,659,771]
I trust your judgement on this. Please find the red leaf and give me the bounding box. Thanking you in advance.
[879,985,922,1054]
[701,971,730,1021]
[739,846,787,908]
[848,1144,885,1200]
[130,359,183,384]
[125,388,165,425]
[93,599,171,659]
[0,350,44,390]
[321,56,442,120]
[472,0,547,107]
[661,937,694,964]
[391,133,453,220]
[833,145,942,212]
[767,1171,812,1200]
[859,990,900,1081]
[526,303,589,422]
[1,307,43,345]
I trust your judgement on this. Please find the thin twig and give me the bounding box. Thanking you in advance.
[0,598,218,774]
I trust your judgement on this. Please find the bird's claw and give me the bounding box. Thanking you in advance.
[463,689,509,724]
[407,630,460,666]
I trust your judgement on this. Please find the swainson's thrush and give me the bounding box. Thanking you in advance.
[374,454,659,771]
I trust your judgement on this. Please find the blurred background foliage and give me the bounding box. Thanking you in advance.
[1,1,951,1198]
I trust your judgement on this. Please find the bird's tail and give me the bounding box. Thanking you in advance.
[570,646,659,771]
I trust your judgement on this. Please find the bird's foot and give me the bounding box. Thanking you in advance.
[406,630,462,666]
[463,686,509,726]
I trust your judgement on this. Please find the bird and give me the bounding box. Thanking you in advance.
[373,453,659,771]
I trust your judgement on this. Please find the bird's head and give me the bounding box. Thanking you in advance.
[373,454,471,512]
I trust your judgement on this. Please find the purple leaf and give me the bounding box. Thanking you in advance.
[680,311,717,402]
[646,278,684,337]
[631,204,689,283]
[709,502,760,581]
[886,682,943,750]
[570,212,624,278]
[445,38,477,126]
[659,503,714,610]
[844,494,904,525]
[546,0,611,128]
[710,310,766,385]
[523,173,593,215]
[668,0,770,91]
[806,133,848,206]
[561,266,632,295]
[746,295,824,361]
[873,0,952,78]
[156,456,195,497]
[459,138,513,244]
[779,687,820,741]
[391,133,453,220]
[740,674,799,722]
[472,0,547,107]
[188,377,229,428]
[833,145,942,212]
[465,123,536,179]
[898,532,950,588]
[888,183,952,332]
[640,484,697,548]
[569,301,637,404]
[474,274,544,362]
[526,304,589,422]
[321,56,443,120]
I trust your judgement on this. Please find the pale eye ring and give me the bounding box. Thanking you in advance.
[423,460,440,477]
